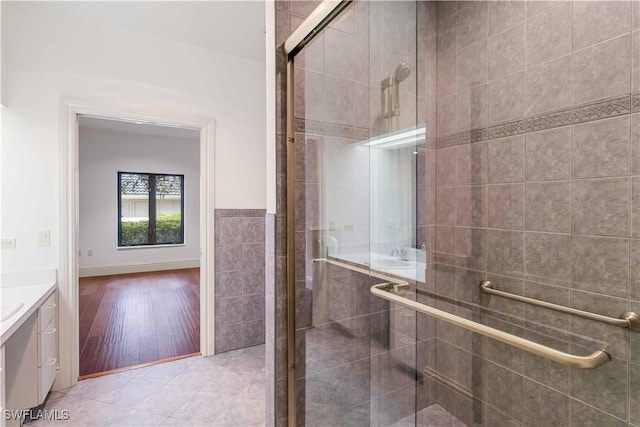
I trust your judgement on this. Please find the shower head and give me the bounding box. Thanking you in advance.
[380,62,413,120]
[394,63,412,82]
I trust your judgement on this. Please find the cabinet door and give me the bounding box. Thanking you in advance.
[38,360,57,404]
[38,317,57,367]
[38,292,57,332]
[5,314,39,412]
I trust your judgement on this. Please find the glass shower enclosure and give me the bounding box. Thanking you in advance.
[283,0,639,425]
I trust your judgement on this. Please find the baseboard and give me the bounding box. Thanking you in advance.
[79,259,200,277]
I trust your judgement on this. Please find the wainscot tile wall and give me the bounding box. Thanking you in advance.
[214,209,266,353]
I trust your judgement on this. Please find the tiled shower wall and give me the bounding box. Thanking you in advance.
[214,209,266,353]
[429,1,640,425]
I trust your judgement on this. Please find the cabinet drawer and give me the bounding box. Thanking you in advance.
[38,358,57,403]
[38,292,57,332]
[38,318,57,367]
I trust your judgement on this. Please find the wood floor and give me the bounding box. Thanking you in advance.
[79,268,200,377]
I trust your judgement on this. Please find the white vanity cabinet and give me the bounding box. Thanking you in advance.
[37,292,58,402]
[5,290,58,427]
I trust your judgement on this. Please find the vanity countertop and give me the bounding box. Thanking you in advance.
[1,270,57,345]
[334,252,427,283]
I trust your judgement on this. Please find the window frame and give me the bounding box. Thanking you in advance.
[117,171,186,247]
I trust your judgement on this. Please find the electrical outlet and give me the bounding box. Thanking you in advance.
[0,238,16,248]
[38,230,50,247]
[88,249,93,256]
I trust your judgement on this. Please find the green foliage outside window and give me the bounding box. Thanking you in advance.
[120,214,183,245]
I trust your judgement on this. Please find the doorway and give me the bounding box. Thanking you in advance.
[77,117,201,377]
[58,101,216,389]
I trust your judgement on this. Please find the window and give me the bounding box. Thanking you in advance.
[118,172,185,246]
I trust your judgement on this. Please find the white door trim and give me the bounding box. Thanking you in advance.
[58,98,216,390]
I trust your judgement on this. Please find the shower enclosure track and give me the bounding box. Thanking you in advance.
[371,283,611,369]
[479,280,640,332]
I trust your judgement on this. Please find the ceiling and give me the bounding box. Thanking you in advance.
[79,116,201,140]
[39,1,266,62]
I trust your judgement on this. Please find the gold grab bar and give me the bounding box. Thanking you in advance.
[480,281,640,332]
[371,283,611,369]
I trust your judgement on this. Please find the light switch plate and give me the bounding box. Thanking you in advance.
[38,230,50,247]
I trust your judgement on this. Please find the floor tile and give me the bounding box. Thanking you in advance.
[108,409,167,427]
[135,384,201,417]
[236,375,266,402]
[166,364,225,389]
[133,362,189,384]
[96,378,163,408]
[212,397,266,426]
[31,345,266,426]
[66,374,130,401]
[170,390,235,424]
[68,400,122,426]
[159,418,195,426]
[199,368,259,396]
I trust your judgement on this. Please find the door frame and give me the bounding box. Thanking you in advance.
[58,98,216,389]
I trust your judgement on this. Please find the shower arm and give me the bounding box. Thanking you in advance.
[371,283,611,369]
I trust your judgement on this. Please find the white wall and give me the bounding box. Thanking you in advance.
[79,127,200,272]
[265,0,276,214]
[0,0,6,107]
[0,2,266,273]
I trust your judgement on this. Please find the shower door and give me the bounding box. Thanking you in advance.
[286,0,639,426]
[291,1,425,425]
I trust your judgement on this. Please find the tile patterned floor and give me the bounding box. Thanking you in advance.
[29,345,265,427]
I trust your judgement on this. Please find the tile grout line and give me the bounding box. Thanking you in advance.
[628,23,633,423]
[568,3,576,421]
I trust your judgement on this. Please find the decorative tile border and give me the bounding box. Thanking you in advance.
[525,108,572,133]
[295,117,369,141]
[488,119,525,140]
[470,128,488,143]
[436,93,639,149]
[215,209,267,218]
[437,132,470,149]
[633,92,640,113]
[572,95,630,124]
[294,92,640,150]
